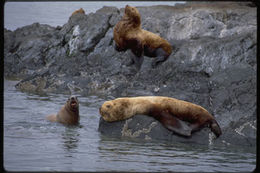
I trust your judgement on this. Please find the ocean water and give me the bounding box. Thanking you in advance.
[4,1,184,31]
[3,79,256,172]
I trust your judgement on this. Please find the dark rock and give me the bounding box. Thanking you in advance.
[99,115,213,145]
[4,2,256,147]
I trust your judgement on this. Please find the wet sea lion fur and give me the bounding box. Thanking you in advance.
[46,95,79,125]
[99,96,222,137]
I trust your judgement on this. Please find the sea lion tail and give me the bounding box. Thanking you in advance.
[210,119,222,138]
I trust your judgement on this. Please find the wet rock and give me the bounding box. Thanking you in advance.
[4,2,256,146]
[4,23,62,78]
[99,115,212,145]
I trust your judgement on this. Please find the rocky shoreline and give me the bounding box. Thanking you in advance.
[4,2,256,147]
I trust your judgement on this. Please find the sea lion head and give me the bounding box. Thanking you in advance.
[124,5,141,25]
[71,8,85,16]
[99,98,130,122]
[66,95,79,112]
[78,8,85,14]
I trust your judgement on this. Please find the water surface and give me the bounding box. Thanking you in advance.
[3,79,256,172]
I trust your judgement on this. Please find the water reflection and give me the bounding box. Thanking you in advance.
[97,134,256,172]
[4,79,256,172]
[61,126,80,152]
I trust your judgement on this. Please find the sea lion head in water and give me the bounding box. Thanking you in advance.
[57,95,79,125]
[66,95,79,112]
[46,95,79,125]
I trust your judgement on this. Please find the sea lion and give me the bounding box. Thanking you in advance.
[71,8,85,16]
[99,96,222,137]
[113,5,173,69]
[46,95,79,125]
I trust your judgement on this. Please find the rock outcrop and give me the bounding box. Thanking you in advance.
[4,2,256,146]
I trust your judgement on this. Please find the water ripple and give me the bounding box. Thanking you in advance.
[3,79,256,172]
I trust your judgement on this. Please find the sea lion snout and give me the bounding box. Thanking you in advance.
[69,95,78,103]
[99,102,114,121]
[99,106,104,116]
[68,95,79,110]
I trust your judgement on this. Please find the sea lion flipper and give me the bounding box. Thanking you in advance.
[210,120,222,137]
[46,114,57,122]
[154,111,192,137]
[151,48,170,68]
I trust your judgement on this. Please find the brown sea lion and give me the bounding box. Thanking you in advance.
[113,5,173,69]
[46,96,79,125]
[71,8,85,16]
[99,96,222,137]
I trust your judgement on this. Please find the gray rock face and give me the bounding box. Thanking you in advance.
[4,2,256,146]
[98,115,213,145]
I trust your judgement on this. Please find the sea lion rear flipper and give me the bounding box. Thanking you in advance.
[210,120,222,138]
[152,111,192,137]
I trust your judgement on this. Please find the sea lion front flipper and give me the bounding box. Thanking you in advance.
[46,114,57,122]
[151,110,192,137]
